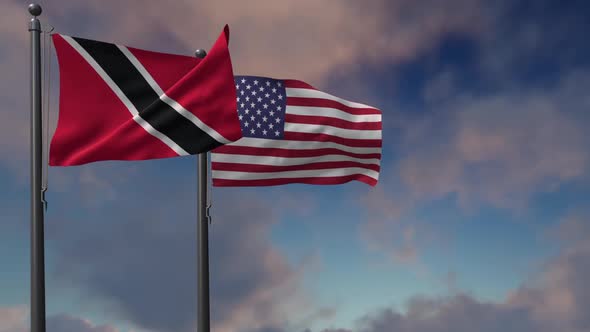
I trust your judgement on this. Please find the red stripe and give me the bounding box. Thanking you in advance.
[287,97,381,115]
[285,114,382,130]
[213,145,381,159]
[284,79,317,89]
[213,174,378,187]
[284,132,382,148]
[212,161,380,173]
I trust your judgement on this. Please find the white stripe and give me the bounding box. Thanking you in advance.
[212,153,380,166]
[60,35,189,156]
[286,88,375,109]
[286,106,381,123]
[118,46,232,144]
[213,167,379,181]
[285,123,381,140]
[223,137,381,154]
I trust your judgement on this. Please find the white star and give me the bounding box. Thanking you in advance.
[269,110,275,116]
[245,109,250,114]
[266,81,271,86]
[259,87,264,92]
[263,129,268,135]
[240,90,245,95]
[277,82,282,87]
[251,91,257,96]
[244,122,249,127]
[269,123,274,129]
[256,122,261,128]
[256,109,262,115]
[257,97,262,102]
[240,103,245,108]
[272,88,277,93]
[246,84,251,90]
[238,115,243,120]
[241,78,246,84]
[275,117,281,123]
[263,104,269,109]
[262,116,268,122]
[236,97,240,102]
[245,96,250,102]
[265,93,270,98]
[235,84,239,89]
[276,106,282,111]
[270,99,276,104]
[250,115,255,121]
[251,102,256,108]
[250,128,255,134]
[254,80,259,85]
[275,130,280,136]
[278,95,283,100]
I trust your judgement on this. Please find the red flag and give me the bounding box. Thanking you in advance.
[50,26,241,166]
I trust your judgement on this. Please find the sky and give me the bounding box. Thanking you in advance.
[1,0,590,331]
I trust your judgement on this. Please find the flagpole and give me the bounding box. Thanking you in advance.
[28,3,46,332]
[195,49,211,332]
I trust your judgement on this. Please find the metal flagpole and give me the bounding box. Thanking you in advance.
[28,3,46,332]
[195,48,211,332]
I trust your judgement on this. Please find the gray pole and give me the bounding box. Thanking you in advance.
[28,4,46,332]
[195,49,210,332]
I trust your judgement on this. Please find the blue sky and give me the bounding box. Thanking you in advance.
[1,1,590,332]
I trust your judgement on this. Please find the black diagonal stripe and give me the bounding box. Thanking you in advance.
[72,36,222,154]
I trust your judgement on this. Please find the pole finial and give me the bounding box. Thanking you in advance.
[28,3,42,16]
[195,49,207,59]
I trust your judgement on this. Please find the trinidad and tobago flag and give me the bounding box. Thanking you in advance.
[50,26,242,166]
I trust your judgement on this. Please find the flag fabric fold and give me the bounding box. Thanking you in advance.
[50,25,241,166]
[211,76,382,186]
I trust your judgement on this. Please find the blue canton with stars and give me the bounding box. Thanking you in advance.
[234,76,286,139]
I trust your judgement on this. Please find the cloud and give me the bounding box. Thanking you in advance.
[45,171,315,332]
[309,213,590,332]
[0,307,119,332]
[358,186,421,264]
[334,1,590,264]
[396,69,590,211]
[358,68,590,266]
[47,314,120,332]
[506,213,590,330]
[45,0,485,84]
[347,295,539,332]
[0,306,27,332]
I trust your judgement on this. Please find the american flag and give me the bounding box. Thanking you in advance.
[211,76,382,186]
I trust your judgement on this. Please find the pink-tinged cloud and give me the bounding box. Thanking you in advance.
[0,307,119,332]
[397,70,590,211]
[43,0,486,84]
[45,171,321,332]
[358,70,590,265]
[358,186,422,264]
[0,306,27,332]
[310,213,590,332]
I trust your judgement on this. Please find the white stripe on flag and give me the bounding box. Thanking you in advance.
[60,35,189,156]
[118,46,232,144]
[212,167,380,181]
[211,153,380,166]
[286,106,381,123]
[284,123,382,140]
[286,88,374,109]
[225,137,382,154]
